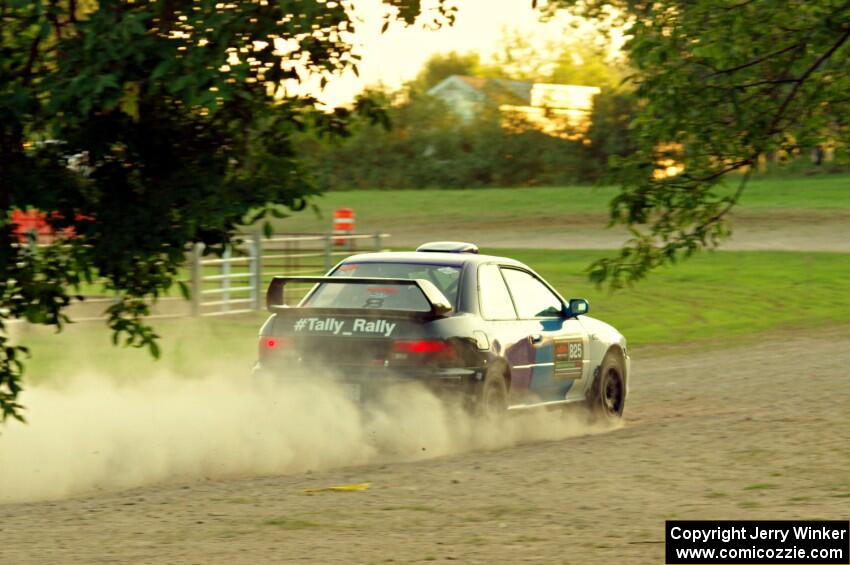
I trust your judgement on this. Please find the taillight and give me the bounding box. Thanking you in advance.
[391,340,457,363]
[392,340,450,354]
[259,336,293,360]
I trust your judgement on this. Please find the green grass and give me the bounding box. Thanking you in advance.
[743,483,778,491]
[734,174,850,209]
[493,248,850,348]
[263,174,850,233]
[73,174,850,297]
[17,249,850,382]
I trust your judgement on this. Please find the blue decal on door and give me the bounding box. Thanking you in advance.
[529,342,575,401]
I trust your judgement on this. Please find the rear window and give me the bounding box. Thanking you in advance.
[301,262,462,311]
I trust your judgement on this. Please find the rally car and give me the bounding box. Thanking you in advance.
[256,242,629,417]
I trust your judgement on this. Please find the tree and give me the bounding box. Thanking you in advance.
[483,28,555,82]
[582,89,640,179]
[549,41,629,91]
[483,25,629,89]
[296,83,595,190]
[412,51,482,91]
[0,0,454,422]
[538,0,850,286]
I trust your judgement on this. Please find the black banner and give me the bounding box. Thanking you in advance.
[666,520,849,564]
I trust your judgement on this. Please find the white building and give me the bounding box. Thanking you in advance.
[427,75,600,138]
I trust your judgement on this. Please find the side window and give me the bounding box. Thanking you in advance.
[478,264,517,320]
[501,268,563,319]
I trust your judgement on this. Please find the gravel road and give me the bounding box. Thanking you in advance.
[2,327,849,564]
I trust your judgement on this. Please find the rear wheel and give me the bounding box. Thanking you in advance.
[589,352,625,419]
[476,368,508,419]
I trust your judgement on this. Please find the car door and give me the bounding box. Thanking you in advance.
[500,267,589,404]
[476,263,532,406]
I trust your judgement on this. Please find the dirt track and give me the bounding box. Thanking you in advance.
[387,211,850,252]
[2,327,849,564]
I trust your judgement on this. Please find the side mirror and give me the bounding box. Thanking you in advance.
[565,298,590,317]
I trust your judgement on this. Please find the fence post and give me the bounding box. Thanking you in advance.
[324,234,332,273]
[190,242,205,316]
[251,230,263,310]
[221,245,231,313]
[374,232,383,251]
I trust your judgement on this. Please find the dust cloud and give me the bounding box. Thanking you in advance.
[0,369,617,504]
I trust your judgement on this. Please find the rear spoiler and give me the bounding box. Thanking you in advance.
[266,276,453,317]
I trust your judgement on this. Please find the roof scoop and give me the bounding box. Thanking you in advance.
[416,241,479,254]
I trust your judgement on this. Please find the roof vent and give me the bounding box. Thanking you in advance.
[416,241,479,254]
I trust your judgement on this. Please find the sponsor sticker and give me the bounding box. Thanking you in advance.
[553,338,584,380]
[292,317,397,337]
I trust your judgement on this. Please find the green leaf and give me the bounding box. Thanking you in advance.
[119,81,141,121]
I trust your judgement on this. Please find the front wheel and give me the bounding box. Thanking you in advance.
[589,352,626,419]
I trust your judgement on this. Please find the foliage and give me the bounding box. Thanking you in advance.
[583,89,640,180]
[548,42,629,91]
[411,51,482,91]
[540,0,850,287]
[298,91,599,189]
[0,0,453,422]
[299,39,638,190]
[484,26,629,90]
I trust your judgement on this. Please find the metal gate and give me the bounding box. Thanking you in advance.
[188,233,387,316]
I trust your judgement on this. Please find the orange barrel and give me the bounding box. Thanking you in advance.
[332,207,355,246]
[11,209,52,243]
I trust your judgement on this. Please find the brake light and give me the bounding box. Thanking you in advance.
[259,336,293,359]
[392,340,451,354]
[390,340,458,365]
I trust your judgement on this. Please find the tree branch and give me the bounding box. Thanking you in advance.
[704,164,752,226]
[668,32,850,252]
[45,8,63,40]
[708,43,801,76]
[735,77,799,89]
[768,29,850,134]
[691,160,750,183]
[21,31,43,83]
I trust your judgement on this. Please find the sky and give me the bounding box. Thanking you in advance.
[316,0,602,105]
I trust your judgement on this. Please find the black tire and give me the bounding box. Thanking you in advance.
[589,351,626,419]
[476,367,508,419]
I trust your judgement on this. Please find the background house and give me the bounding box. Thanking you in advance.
[427,75,600,138]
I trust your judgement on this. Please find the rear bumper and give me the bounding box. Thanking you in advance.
[252,362,483,398]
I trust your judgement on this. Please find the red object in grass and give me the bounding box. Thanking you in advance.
[11,209,91,243]
[11,210,53,243]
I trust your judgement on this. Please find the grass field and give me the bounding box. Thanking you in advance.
[19,248,850,383]
[69,174,850,297]
[263,174,850,233]
[499,248,850,348]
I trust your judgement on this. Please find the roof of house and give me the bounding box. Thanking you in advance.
[427,75,600,110]
[428,75,533,106]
